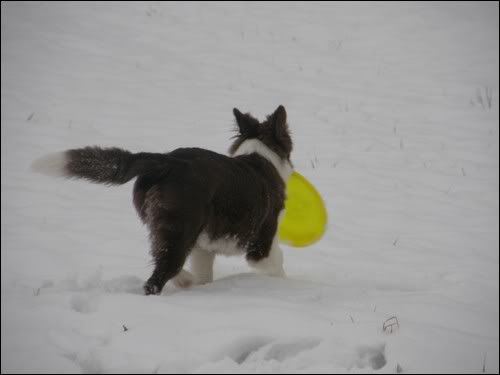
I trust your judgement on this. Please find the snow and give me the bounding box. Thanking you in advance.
[1,2,498,373]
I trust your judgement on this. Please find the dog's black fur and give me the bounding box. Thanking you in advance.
[32,106,293,295]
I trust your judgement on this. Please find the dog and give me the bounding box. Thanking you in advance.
[32,105,294,295]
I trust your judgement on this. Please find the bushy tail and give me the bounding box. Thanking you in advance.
[31,146,175,185]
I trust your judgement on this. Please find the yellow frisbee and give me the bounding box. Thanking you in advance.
[278,171,328,247]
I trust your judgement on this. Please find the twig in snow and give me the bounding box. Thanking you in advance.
[476,87,493,110]
[310,157,319,169]
[122,324,129,332]
[27,112,34,121]
[396,363,403,373]
[482,352,487,372]
[382,316,399,334]
[33,288,41,296]
[462,167,466,176]
[477,88,485,109]
[349,314,355,323]
[485,86,492,109]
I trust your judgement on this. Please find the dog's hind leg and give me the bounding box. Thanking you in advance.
[189,247,215,285]
[144,249,191,295]
[143,224,196,295]
[171,269,195,289]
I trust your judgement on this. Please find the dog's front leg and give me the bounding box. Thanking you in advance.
[246,236,286,278]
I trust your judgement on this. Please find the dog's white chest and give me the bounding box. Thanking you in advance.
[195,231,246,256]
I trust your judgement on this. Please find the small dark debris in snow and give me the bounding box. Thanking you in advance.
[27,112,34,121]
[393,238,399,246]
[122,324,129,332]
[41,280,53,288]
[461,167,466,176]
[396,363,403,373]
[146,6,157,17]
[33,288,41,296]
[349,314,355,323]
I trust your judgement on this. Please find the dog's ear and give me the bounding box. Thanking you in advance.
[271,105,287,129]
[269,105,291,149]
[233,108,260,138]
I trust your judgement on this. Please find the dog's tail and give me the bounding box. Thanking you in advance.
[31,146,178,185]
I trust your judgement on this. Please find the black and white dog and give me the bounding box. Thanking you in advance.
[32,105,294,295]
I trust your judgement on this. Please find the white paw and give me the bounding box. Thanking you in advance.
[172,270,194,289]
[274,267,286,278]
[195,276,213,285]
[263,267,286,278]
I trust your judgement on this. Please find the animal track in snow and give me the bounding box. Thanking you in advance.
[221,336,322,365]
[70,292,100,314]
[221,336,274,364]
[63,350,104,374]
[214,336,387,371]
[353,343,387,370]
[263,339,323,362]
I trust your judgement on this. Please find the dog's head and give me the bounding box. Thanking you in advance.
[229,106,293,180]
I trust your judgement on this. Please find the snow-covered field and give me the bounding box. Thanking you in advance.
[1,2,498,373]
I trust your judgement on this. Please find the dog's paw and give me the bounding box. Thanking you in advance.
[143,281,161,296]
[172,269,194,289]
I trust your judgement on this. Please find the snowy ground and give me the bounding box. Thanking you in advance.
[1,2,499,373]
